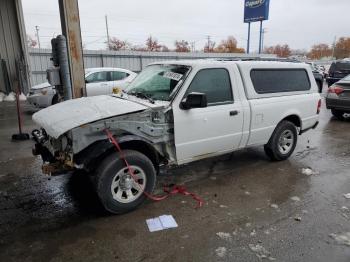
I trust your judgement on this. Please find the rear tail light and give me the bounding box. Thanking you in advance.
[317,99,321,114]
[328,85,344,95]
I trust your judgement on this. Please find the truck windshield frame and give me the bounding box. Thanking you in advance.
[126,64,191,101]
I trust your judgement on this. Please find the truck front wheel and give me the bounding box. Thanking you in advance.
[264,121,298,161]
[95,150,156,214]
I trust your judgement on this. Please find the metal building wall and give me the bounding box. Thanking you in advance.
[0,0,29,93]
[29,48,276,86]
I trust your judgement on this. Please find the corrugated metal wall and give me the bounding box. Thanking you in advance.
[29,48,275,86]
[0,0,29,93]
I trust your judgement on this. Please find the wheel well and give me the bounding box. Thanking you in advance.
[119,140,160,171]
[75,139,161,174]
[52,94,58,104]
[282,115,301,129]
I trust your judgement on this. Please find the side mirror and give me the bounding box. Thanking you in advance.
[85,79,89,84]
[180,92,207,110]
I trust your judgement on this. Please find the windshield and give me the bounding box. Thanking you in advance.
[343,74,350,81]
[126,64,190,101]
[336,62,350,71]
[331,61,350,72]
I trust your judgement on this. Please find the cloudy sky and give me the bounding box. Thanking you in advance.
[22,0,349,52]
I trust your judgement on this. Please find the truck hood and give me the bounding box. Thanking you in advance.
[32,95,148,138]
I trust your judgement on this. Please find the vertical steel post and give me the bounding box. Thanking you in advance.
[247,22,251,54]
[58,0,86,98]
[56,35,72,100]
[105,15,110,50]
[261,28,265,53]
[259,20,263,54]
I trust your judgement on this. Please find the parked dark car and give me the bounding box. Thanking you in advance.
[307,62,324,93]
[326,74,350,120]
[313,71,324,93]
[326,60,350,87]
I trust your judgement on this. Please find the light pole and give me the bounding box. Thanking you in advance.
[35,25,41,49]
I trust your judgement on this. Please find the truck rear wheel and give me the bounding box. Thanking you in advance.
[264,121,298,161]
[95,150,156,214]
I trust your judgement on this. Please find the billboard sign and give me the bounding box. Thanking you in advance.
[244,0,270,23]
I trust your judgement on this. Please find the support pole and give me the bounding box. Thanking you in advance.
[105,15,110,50]
[247,22,251,54]
[58,0,86,98]
[259,20,263,54]
[35,26,41,49]
[261,28,265,52]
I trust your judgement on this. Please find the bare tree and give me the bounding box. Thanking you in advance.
[204,40,215,53]
[214,36,245,53]
[145,36,162,52]
[108,37,130,51]
[264,44,291,58]
[27,34,37,48]
[307,44,332,60]
[175,40,190,52]
[160,45,170,52]
[334,37,350,59]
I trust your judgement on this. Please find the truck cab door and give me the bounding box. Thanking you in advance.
[172,67,244,165]
[85,71,110,96]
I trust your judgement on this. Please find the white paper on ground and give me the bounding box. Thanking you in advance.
[146,217,164,232]
[159,215,178,229]
[146,215,178,232]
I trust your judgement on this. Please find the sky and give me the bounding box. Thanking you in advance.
[22,0,350,52]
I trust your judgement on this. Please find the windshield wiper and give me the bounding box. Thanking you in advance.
[129,91,155,104]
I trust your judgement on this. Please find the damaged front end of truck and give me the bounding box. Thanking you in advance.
[32,95,176,176]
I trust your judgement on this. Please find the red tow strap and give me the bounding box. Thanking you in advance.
[105,129,203,208]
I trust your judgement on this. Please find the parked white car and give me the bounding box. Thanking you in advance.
[32,60,321,214]
[27,67,137,108]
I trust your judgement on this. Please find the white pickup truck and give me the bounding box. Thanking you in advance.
[32,60,321,214]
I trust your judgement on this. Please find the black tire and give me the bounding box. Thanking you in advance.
[95,150,156,214]
[331,109,345,120]
[317,80,323,93]
[264,121,298,161]
[52,94,59,105]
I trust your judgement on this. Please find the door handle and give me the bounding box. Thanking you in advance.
[229,110,239,116]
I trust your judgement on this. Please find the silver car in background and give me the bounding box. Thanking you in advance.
[27,67,137,108]
[326,74,350,120]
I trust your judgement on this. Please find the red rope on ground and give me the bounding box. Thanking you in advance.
[105,129,203,208]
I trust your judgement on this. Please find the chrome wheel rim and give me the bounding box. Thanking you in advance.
[278,130,294,155]
[111,166,146,203]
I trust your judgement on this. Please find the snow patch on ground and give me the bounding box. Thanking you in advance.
[290,196,301,202]
[249,244,276,260]
[270,204,279,209]
[215,247,227,258]
[330,232,350,246]
[250,229,257,237]
[341,206,349,211]
[19,93,27,101]
[343,193,350,199]
[216,232,231,241]
[301,167,317,176]
[3,92,16,101]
